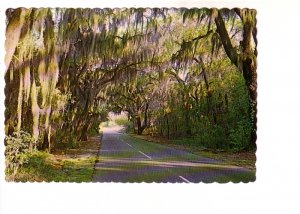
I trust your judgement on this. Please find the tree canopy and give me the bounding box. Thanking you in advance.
[5,8,257,152]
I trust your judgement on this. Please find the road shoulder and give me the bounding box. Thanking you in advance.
[128,134,256,171]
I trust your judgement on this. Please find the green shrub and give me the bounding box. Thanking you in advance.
[102,121,110,127]
[67,136,77,148]
[25,151,49,169]
[5,131,33,178]
[87,126,100,136]
[125,124,134,133]
[229,119,252,151]
[114,117,130,126]
[114,116,133,133]
[202,125,227,149]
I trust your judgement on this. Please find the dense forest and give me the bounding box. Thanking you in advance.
[5,8,257,175]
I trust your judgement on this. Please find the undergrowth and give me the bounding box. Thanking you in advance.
[6,151,97,182]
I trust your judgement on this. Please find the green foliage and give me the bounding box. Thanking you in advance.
[124,123,134,134]
[86,126,100,137]
[207,125,228,149]
[14,151,95,182]
[229,119,252,151]
[5,8,256,155]
[67,137,77,149]
[149,68,251,151]
[5,131,33,178]
[25,151,49,169]
[115,117,130,126]
[102,121,110,127]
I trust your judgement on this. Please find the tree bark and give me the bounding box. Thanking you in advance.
[136,116,142,135]
[214,9,257,150]
[141,102,149,133]
[166,114,170,139]
[5,8,26,71]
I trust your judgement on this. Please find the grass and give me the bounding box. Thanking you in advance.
[9,153,97,182]
[6,136,101,182]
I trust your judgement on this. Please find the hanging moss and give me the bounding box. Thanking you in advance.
[23,66,31,102]
[240,9,256,26]
[48,55,59,88]
[44,106,51,130]
[16,71,23,133]
[5,8,257,153]
[31,79,40,147]
[5,8,27,71]
[44,56,59,129]
[38,59,49,107]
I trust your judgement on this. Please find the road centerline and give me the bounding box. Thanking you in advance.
[179,176,191,183]
[126,143,133,148]
[94,126,255,183]
[139,151,152,159]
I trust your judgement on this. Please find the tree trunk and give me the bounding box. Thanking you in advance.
[184,104,192,136]
[166,114,170,139]
[5,8,26,71]
[242,56,257,150]
[136,116,142,135]
[159,119,163,136]
[214,9,257,150]
[240,18,257,150]
[140,102,149,133]
[79,122,89,141]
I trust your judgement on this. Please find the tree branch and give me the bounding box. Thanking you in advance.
[213,9,239,68]
[166,69,185,84]
[191,29,213,42]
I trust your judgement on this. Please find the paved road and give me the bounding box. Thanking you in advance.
[93,126,255,183]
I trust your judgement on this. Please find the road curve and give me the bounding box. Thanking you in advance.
[93,126,255,183]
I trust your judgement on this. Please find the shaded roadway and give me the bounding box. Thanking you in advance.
[93,126,255,183]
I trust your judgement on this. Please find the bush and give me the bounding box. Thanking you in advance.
[114,117,130,126]
[198,125,227,150]
[114,116,133,133]
[5,131,33,178]
[25,151,49,169]
[102,121,110,127]
[87,125,100,136]
[229,119,252,151]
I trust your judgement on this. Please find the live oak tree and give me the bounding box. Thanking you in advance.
[5,8,257,152]
[175,8,257,149]
[106,72,160,135]
[214,8,257,150]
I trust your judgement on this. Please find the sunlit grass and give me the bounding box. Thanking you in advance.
[6,137,101,182]
[7,151,97,182]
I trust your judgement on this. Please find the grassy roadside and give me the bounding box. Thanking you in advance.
[129,134,256,170]
[6,136,101,182]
